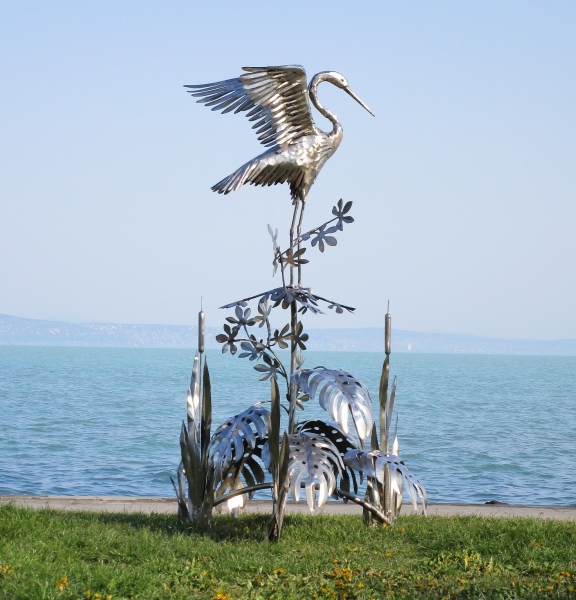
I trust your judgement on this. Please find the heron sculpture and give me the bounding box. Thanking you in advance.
[185,65,374,284]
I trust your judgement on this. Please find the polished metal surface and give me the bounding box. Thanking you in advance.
[343,449,428,514]
[262,430,342,512]
[185,66,373,203]
[294,368,373,444]
[175,67,427,535]
[187,66,373,290]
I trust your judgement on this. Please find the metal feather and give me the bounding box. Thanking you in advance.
[186,65,373,203]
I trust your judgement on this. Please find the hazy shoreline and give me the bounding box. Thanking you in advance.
[2,313,576,355]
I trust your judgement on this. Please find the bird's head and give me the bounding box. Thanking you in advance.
[321,71,375,117]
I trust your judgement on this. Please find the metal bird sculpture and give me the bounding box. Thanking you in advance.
[185,65,374,284]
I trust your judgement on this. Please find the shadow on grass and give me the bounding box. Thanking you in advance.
[2,503,282,542]
[68,511,355,542]
[2,503,368,544]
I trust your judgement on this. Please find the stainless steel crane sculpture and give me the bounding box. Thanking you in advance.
[185,65,374,285]
[175,66,428,541]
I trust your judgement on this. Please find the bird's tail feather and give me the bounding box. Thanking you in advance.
[211,156,302,199]
[211,158,265,195]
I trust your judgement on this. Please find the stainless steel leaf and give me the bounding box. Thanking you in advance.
[343,449,427,514]
[294,368,373,443]
[209,403,270,484]
[187,352,200,425]
[285,431,343,512]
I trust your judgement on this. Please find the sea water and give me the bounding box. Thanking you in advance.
[0,346,574,505]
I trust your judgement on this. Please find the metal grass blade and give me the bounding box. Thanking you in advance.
[201,360,212,471]
[379,355,389,450]
[384,376,397,453]
[187,352,201,425]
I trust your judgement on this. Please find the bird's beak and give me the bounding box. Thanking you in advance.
[344,86,375,117]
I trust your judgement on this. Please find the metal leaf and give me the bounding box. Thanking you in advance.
[293,368,373,443]
[263,430,343,512]
[209,403,270,484]
[298,419,359,498]
[343,449,427,513]
[298,419,359,455]
[200,360,212,472]
[187,352,200,425]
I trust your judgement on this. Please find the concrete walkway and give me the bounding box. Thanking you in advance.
[1,495,575,520]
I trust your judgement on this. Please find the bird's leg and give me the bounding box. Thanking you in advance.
[296,194,307,286]
[289,198,299,287]
[288,192,305,433]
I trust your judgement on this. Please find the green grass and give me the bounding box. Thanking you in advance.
[1,504,575,599]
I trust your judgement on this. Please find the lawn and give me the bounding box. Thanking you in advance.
[1,504,575,599]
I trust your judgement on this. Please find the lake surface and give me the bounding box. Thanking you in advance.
[1,346,575,505]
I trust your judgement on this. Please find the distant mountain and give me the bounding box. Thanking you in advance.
[1,313,575,355]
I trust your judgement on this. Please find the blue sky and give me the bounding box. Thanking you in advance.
[1,1,575,339]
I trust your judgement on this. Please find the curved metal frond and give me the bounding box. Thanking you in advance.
[297,419,360,455]
[298,419,360,496]
[210,403,270,484]
[293,368,373,443]
[214,437,268,515]
[263,431,343,512]
[343,449,427,513]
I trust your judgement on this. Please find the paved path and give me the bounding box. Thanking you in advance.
[1,495,575,520]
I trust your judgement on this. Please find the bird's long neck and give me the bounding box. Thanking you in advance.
[309,73,342,140]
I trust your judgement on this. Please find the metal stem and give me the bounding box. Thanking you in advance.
[335,489,392,525]
[289,200,299,286]
[212,483,273,507]
[277,248,286,287]
[296,195,307,285]
[282,215,340,253]
[288,299,298,432]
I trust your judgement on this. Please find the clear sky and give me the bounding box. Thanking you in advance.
[1,1,575,339]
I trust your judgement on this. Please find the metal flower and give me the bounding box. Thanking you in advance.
[293,368,373,443]
[215,324,240,355]
[291,321,309,350]
[311,223,338,252]
[254,354,282,381]
[226,305,256,328]
[271,324,291,349]
[238,340,263,361]
[332,199,354,230]
[282,247,309,270]
[252,299,272,328]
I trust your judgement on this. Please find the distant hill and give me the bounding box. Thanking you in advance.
[1,313,575,355]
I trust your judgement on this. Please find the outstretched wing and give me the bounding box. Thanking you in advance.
[185,65,317,149]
